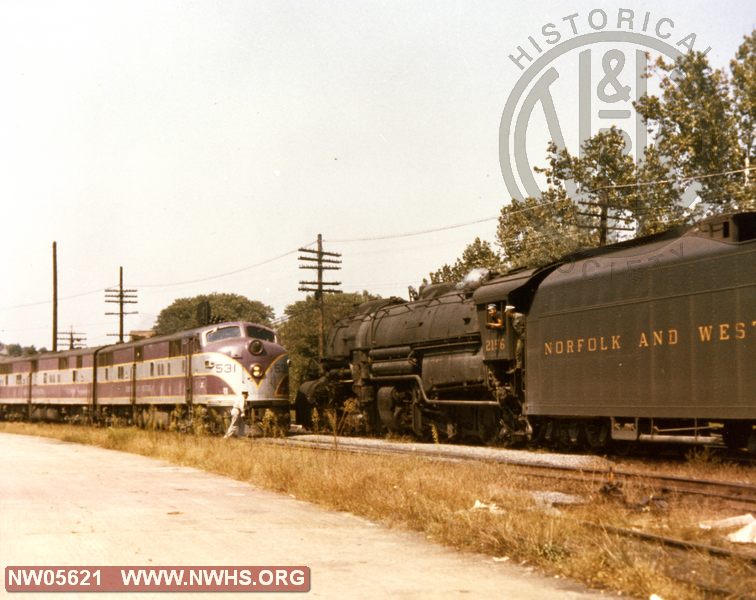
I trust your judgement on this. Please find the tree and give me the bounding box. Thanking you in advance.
[4,344,23,357]
[433,32,755,275]
[435,129,689,275]
[635,43,754,210]
[545,128,686,240]
[278,291,379,397]
[1,343,43,357]
[731,31,755,206]
[495,186,590,270]
[430,238,504,283]
[153,293,274,336]
[494,128,687,270]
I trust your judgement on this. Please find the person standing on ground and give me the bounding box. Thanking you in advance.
[224,390,248,439]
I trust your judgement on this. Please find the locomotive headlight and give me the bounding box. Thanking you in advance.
[251,363,263,378]
[249,340,264,355]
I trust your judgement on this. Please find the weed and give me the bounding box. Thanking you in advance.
[1,421,753,600]
[430,423,440,445]
[260,409,279,437]
[684,446,725,466]
[191,405,209,436]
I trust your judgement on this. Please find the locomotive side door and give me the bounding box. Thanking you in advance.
[183,336,197,406]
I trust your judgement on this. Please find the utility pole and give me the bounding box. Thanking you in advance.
[577,199,635,245]
[298,234,342,365]
[52,241,58,352]
[57,327,87,350]
[105,267,138,343]
[598,192,608,247]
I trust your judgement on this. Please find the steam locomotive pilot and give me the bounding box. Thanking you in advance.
[486,304,504,329]
[224,390,248,439]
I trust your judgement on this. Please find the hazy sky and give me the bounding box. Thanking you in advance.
[1,0,753,348]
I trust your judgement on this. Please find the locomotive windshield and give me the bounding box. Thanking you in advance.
[204,325,276,344]
[206,326,241,343]
[246,325,275,342]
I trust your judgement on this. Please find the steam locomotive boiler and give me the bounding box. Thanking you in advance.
[296,212,756,452]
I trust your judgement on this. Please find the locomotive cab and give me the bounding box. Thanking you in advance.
[473,268,535,365]
[479,302,512,361]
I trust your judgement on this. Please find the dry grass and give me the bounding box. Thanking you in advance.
[2,422,754,599]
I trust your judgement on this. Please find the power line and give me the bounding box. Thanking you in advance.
[0,250,301,311]
[57,327,87,350]
[586,166,753,193]
[2,166,750,314]
[327,215,500,243]
[327,203,559,244]
[0,288,106,311]
[330,167,753,243]
[298,234,342,365]
[135,249,300,288]
[105,266,138,344]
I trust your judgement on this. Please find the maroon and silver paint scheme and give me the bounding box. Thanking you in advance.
[0,321,290,431]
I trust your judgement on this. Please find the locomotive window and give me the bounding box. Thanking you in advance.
[169,340,182,357]
[16,375,22,385]
[733,213,756,241]
[72,370,77,382]
[246,326,275,342]
[117,366,125,380]
[150,363,155,377]
[206,326,241,343]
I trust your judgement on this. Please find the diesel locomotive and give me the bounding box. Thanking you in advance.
[296,212,756,452]
[0,321,290,433]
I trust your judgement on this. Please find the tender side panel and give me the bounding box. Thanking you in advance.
[526,236,755,419]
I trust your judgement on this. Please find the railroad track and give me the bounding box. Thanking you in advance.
[265,434,756,568]
[276,434,756,506]
[607,469,756,507]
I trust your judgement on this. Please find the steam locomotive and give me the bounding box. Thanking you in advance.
[296,212,756,452]
[0,321,290,433]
